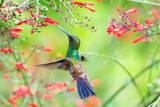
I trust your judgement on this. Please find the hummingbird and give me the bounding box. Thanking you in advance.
[37,26,96,99]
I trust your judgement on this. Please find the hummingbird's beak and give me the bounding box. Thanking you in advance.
[58,25,71,38]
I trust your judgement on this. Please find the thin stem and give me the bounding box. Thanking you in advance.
[149,96,160,107]
[80,52,145,105]
[102,58,160,107]
[61,1,78,27]
[127,0,160,6]
[36,0,39,20]
[18,0,30,8]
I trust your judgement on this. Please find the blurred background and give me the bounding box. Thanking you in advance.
[0,0,160,107]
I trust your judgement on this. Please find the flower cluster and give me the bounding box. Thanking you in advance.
[107,8,160,44]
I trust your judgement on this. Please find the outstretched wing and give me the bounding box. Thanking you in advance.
[36,58,70,71]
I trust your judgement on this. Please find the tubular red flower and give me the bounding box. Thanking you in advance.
[10,27,24,32]
[116,30,126,38]
[85,7,96,12]
[86,2,95,6]
[2,6,7,8]
[43,48,53,52]
[17,9,22,14]
[41,23,47,27]
[97,0,102,2]
[5,16,8,22]
[29,103,38,107]
[17,21,25,25]
[1,48,9,53]
[31,30,35,34]
[132,36,146,44]
[41,94,53,100]
[3,74,10,78]
[125,8,137,14]
[15,61,28,71]
[8,99,17,105]
[11,31,21,38]
[67,87,76,92]
[91,79,100,86]
[30,10,35,17]
[88,96,101,106]
[44,18,59,25]
[145,18,154,24]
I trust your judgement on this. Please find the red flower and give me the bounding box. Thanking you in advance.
[63,81,67,87]
[125,8,137,14]
[85,2,95,6]
[10,27,24,32]
[5,16,8,22]
[41,94,53,100]
[85,7,96,12]
[17,21,25,25]
[15,61,28,71]
[17,9,22,14]
[83,103,92,107]
[97,0,102,2]
[41,23,47,27]
[145,18,154,24]
[91,79,100,86]
[43,48,53,52]
[1,48,9,53]
[3,74,10,78]
[44,18,59,25]
[31,30,35,34]
[116,30,126,38]
[76,99,83,106]
[8,99,17,105]
[13,85,30,97]
[88,96,101,106]
[11,31,21,38]
[6,69,10,72]
[29,103,38,107]
[1,48,14,53]
[67,87,76,92]
[2,6,7,8]
[132,36,146,44]
[46,82,64,92]
[30,10,35,17]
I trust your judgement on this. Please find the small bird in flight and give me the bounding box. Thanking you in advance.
[37,26,95,99]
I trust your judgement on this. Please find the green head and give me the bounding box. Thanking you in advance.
[58,26,80,50]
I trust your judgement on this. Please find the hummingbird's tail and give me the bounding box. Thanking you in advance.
[77,77,96,99]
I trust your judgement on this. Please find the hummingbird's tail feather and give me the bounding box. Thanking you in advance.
[36,59,70,70]
[77,77,96,99]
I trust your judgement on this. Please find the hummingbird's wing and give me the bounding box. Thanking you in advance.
[36,58,70,71]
